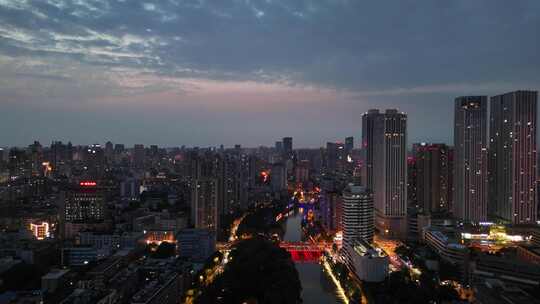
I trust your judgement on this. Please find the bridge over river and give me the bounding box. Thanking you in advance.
[279,241,331,262]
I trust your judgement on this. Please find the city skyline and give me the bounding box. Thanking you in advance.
[1,1,540,147]
[2,92,539,150]
[1,2,540,303]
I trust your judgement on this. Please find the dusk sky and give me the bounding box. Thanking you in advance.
[1,0,539,148]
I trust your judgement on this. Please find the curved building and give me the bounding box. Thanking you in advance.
[342,184,373,247]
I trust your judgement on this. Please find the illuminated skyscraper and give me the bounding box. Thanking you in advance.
[372,109,408,238]
[489,91,537,224]
[454,96,488,222]
[342,184,374,246]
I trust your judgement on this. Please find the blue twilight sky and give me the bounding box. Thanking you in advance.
[0,0,539,148]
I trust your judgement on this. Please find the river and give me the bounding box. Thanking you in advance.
[283,212,345,304]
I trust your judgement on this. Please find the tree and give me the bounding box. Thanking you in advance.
[196,237,302,304]
[151,242,176,259]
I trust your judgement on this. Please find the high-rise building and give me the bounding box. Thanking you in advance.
[271,163,287,192]
[85,144,105,178]
[62,181,105,223]
[133,144,145,168]
[295,160,310,184]
[326,142,345,173]
[407,153,418,209]
[342,184,374,247]
[50,141,71,173]
[282,137,293,158]
[413,143,452,215]
[454,96,488,222]
[361,109,381,190]
[114,144,124,154]
[489,91,538,224]
[275,141,283,153]
[104,141,113,162]
[191,179,218,231]
[345,137,354,154]
[372,109,408,239]
[216,154,241,218]
[60,181,109,239]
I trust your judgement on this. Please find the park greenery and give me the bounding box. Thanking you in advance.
[195,237,302,304]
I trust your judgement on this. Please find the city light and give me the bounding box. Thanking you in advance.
[461,225,529,243]
[30,222,50,240]
[322,257,349,304]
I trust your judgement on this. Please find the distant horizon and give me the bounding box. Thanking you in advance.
[5,89,540,149]
[1,137,456,150]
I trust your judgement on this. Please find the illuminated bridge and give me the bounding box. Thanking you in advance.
[279,242,331,262]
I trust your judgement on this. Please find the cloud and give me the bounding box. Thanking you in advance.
[0,0,539,146]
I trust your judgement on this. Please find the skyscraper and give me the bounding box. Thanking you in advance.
[361,109,380,190]
[133,144,145,168]
[191,179,218,231]
[274,140,282,152]
[345,136,354,155]
[413,143,452,215]
[104,141,113,162]
[342,184,374,246]
[372,109,408,238]
[282,137,293,158]
[489,91,538,224]
[271,163,287,192]
[454,96,488,222]
[325,142,345,173]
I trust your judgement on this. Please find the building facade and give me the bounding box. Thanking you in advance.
[372,109,408,239]
[342,184,374,246]
[489,91,538,224]
[413,143,453,215]
[191,179,218,231]
[454,96,488,222]
[361,109,380,190]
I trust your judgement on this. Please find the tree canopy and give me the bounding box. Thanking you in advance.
[196,237,302,304]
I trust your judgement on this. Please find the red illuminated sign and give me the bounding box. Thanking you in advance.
[79,181,97,187]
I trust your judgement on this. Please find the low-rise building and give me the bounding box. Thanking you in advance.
[177,229,215,262]
[130,261,184,304]
[61,246,98,266]
[470,253,540,287]
[345,238,388,282]
[423,226,467,265]
[78,231,144,259]
[517,245,540,265]
[474,279,540,304]
[60,288,118,304]
[88,257,124,290]
[42,268,70,293]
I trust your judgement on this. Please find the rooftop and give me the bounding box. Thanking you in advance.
[42,269,70,280]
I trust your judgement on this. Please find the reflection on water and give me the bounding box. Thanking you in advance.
[283,213,344,304]
[283,212,303,242]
